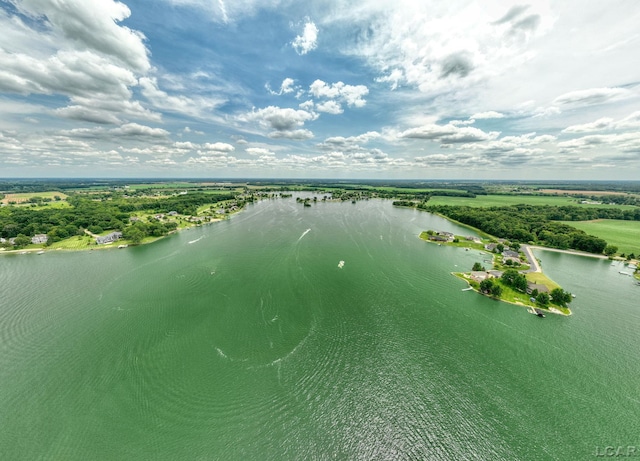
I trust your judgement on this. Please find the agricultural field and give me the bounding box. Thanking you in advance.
[1,191,68,204]
[560,219,640,256]
[427,194,636,209]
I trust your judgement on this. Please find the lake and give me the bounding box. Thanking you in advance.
[1,197,638,460]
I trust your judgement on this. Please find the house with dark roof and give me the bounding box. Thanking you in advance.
[96,231,123,244]
[527,282,549,294]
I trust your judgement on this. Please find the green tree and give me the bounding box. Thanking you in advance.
[472,262,484,271]
[490,284,503,297]
[479,278,494,294]
[13,234,32,248]
[501,269,528,292]
[604,245,618,256]
[536,292,550,306]
[123,227,144,244]
[550,288,573,307]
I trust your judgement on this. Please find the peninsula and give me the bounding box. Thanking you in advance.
[420,230,574,315]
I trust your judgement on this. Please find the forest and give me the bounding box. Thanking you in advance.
[424,204,622,254]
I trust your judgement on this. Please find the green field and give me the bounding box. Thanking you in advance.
[560,219,640,255]
[427,194,636,209]
[1,191,68,204]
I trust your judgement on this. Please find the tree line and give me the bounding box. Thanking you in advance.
[0,192,238,247]
[426,204,612,254]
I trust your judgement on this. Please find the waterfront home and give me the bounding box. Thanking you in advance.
[470,271,491,282]
[485,243,498,252]
[527,282,550,294]
[31,234,48,244]
[96,231,123,244]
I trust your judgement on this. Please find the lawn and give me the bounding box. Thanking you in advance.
[560,219,640,256]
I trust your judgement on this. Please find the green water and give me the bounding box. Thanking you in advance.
[1,197,638,460]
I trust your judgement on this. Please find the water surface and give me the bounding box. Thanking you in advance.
[1,197,638,460]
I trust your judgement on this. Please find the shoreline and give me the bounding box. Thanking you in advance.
[0,216,229,256]
[454,272,571,316]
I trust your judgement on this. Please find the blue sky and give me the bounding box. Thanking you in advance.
[1,0,639,179]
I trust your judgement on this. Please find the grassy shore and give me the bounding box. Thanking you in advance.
[420,231,572,315]
[454,272,571,316]
[0,206,236,255]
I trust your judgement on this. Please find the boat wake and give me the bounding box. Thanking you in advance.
[188,236,204,244]
[297,228,311,242]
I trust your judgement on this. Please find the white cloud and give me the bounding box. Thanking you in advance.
[242,105,317,132]
[292,20,318,55]
[139,77,225,119]
[337,0,552,97]
[399,123,499,144]
[10,0,150,73]
[267,77,297,95]
[471,111,505,119]
[246,147,275,157]
[112,123,170,138]
[268,129,314,140]
[316,100,343,114]
[309,80,368,107]
[203,142,235,152]
[553,87,631,106]
[562,118,614,133]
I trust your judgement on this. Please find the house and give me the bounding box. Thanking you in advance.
[31,234,48,244]
[168,211,178,216]
[502,250,519,259]
[96,231,122,244]
[487,270,504,278]
[154,214,165,220]
[484,243,498,252]
[470,271,491,282]
[129,216,141,222]
[429,235,449,242]
[466,236,482,244]
[527,282,549,294]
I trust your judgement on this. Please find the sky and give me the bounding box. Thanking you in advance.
[1,0,639,180]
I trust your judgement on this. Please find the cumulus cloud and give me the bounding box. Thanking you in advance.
[471,111,505,119]
[309,80,369,108]
[112,123,170,138]
[10,0,150,72]
[292,20,318,55]
[243,105,317,132]
[268,129,313,140]
[266,77,297,96]
[320,131,381,149]
[203,142,235,152]
[316,100,343,114]
[246,147,275,156]
[399,123,499,144]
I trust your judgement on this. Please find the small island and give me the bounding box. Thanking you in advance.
[420,230,574,315]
